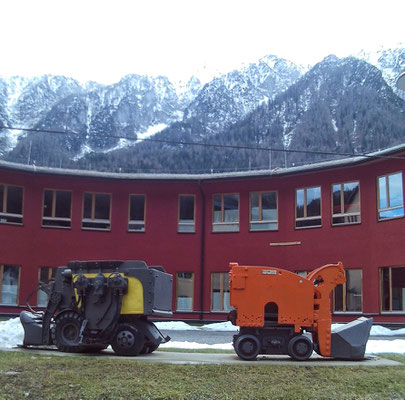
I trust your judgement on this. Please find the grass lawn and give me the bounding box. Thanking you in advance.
[0,351,404,400]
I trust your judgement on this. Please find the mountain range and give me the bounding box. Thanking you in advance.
[0,46,404,173]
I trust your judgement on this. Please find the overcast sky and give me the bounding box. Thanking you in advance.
[0,0,404,84]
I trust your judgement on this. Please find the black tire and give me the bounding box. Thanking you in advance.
[234,334,261,361]
[287,335,313,361]
[140,341,160,354]
[53,311,85,353]
[111,323,145,356]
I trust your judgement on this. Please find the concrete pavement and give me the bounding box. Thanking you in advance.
[5,347,402,367]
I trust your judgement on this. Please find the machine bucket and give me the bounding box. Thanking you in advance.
[20,311,44,346]
[330,317,373,360]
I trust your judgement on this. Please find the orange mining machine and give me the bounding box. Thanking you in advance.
[228,262,372,361]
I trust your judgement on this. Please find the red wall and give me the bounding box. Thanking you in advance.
[0,153,404,324]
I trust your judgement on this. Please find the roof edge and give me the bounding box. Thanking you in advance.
[0,143,404,181]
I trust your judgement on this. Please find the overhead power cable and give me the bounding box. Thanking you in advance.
[1,125,405,161]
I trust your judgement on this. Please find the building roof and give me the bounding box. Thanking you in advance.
[1,143,405,182]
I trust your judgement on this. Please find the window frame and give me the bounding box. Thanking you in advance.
[333,269,363,313]
[210,272,231,312]
[212,193,240,233]
[249,191,278,231]
[377,171,404,221]
[295,186,322,229]
[128,194,146,232]
[331,181,361,226]
[178,194,196,233]
[41,189,72,229]
[0,264,20,305]
[82,192,112,231]
[176,272,194,312]
[0,183,24,226]
[380,266,405,313]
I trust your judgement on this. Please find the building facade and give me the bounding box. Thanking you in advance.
[0,145,404,325]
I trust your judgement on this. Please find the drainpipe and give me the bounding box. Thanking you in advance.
[198,180,206,322]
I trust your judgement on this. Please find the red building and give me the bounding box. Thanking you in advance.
[0,144,404,326]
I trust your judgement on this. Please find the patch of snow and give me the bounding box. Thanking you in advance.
[155,321,200,331]
[370,325,405,336]
[102,138,132,154]
[199,321,238,331]
[331,118,338,132]
[160,341,233,350]
[72,143,92,161]
[155,321,238,332]
[137,123,168,141]
[0,317,24,349]
[1,317,405,355]
[367,339,405,354]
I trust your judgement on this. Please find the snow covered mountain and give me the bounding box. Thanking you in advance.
[0,75,84,152]
[0,46,404,172]
[0,54,304,164]
[73,54,405,173]
[356,46,405,100]
[183,55,305,134]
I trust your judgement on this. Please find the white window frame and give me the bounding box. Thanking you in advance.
[128,194,146,232]
[295,186,322,229]
[249,191,278,231]
[212,193,239,232]
[178,195,196,233]
[377,172,404,221]
[331,181,361,226]
[42,189,72,229]
[82,192,111,231]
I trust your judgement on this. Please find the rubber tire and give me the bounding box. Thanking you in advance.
[287,335,313,361]
[140,342,160,354]
[111,323,145,356]
[234,334,261,361]
[53,311,85,353]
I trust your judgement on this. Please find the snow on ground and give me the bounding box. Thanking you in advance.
[160,341,234,351]
[1,317,405,354]
[154,321,238,332]
[0,317,23,349]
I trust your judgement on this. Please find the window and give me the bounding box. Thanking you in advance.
[332,181,360,225]
[0,184,23,225]
[334,269,362,312]
[178,195,195,233]
[212,194,239,232]
[176,272,194,311]
[38,267,56,306]
[211,272,231,312]
[42,190,72,228]
[380,266,405,312]
[250,191,278,231]
[128,194,145,232]
[0,265,20,305]
[82,192,111,230]
[377,172,404,220]
[295,186,321,228]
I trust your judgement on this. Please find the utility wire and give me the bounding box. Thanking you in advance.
[1,125,405,161]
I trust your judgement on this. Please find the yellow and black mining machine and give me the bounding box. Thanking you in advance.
[228,262,373,361]
[20,260,173,356]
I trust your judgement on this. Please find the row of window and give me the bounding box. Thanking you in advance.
[0,187,196,232]
[2,264,400,315]
[1,171,404,232]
